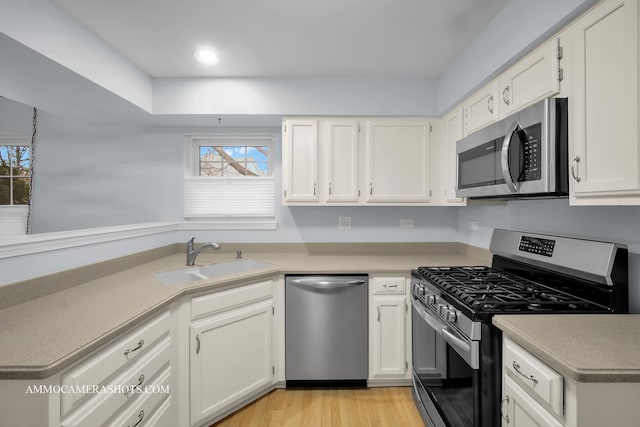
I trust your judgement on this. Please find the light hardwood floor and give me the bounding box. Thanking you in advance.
[212,387,425,427]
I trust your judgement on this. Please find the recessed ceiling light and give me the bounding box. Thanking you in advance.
[194,48,219,65]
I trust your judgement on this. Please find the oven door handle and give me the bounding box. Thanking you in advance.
[441,327,471,352]
[501,120,522,194]
[411,297,445,331]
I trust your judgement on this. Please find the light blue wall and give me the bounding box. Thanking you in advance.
[437,0,598,113]
[457,199,640,313]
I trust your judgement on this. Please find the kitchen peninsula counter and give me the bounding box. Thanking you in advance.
[493,314,640,382]
[0,242,489,379]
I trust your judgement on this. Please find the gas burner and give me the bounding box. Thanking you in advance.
[415,265,608,314]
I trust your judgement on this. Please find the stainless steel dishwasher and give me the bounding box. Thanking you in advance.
[285,275,368,387]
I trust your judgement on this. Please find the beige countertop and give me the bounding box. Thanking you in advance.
[493,314,640,383]
[0,244,488,379]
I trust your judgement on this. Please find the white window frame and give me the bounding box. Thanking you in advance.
[0,133,31,237]
[183,134,277,229]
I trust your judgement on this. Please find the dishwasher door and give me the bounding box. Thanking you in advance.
[285,275,368,385]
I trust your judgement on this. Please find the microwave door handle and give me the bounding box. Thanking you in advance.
[501,121,522,193]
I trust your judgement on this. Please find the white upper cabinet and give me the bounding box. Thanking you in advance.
[463,81,500,136]
[364,118,432,203]
[463,38,563,136]
[570,0,640,203]
[324,119,360,203]
[499,37,562,117]
[441,108,466,205]
[283,117,434,205]
[282,119,319,203]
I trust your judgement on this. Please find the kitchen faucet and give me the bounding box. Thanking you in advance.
[186,237,221,266]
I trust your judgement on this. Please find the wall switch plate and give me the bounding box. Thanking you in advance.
[400,219,414,229]
[338,216,351,230]
[469,220,479,231]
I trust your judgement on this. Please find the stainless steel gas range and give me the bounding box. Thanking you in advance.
[410,229,628,427]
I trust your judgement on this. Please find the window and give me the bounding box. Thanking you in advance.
[0,142,30,205]
[199,145,270,177]
[184,134,276,228]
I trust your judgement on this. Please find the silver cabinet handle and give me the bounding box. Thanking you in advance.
[571,155,581,182]
[369,183,373,196]
[501,121,522,194]
[328,183,332,195]
[128,410,144,427]
[313,183,316,196]
[123,339,144,357]
[487,95,495,114]
[383,284,398,288]
[503,86,511,105]
[512,361,538,384]
[124,374,145,396]
[196,334,201,355]
[501,395,510,423]
[377,306,381,322]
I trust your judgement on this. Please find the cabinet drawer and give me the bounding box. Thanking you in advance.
[371,276,406,294]
[61,337,171,427]
[503,338,563,418]
[60,310,171,416]
[105,367,171,427]
[191,279,273,320]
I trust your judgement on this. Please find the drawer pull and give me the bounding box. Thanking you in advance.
[128,409,144,427]
[123,339,144,357]
[501,395,510,423]
[124,374,145,396]
[513,361,538,384]
[383,284,398,288]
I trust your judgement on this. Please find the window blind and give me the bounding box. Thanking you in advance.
[184,177,275,218]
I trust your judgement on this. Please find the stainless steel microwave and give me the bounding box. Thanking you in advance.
[456,98,568,199]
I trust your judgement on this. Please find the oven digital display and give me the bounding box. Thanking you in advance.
[519,236,555,257]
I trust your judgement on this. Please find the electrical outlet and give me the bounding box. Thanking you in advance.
[338,216,351,230]
[469,220,479,231]
[400,219,414,229]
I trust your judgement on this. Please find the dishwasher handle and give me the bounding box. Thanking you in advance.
[289,277,366,289]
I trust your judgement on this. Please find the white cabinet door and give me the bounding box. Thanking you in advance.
[499,38,562,117]
[190,299,273,425]
[570,0,640,200]
[463,81,500,136]
[324,119,360,203]
[370,294,407,378]
[503,376,563,427]
[283,119,319,203]
[365,118,431,203]
[442,108,466,204]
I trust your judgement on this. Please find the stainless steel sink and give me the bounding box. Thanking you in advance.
[154,259,274,285]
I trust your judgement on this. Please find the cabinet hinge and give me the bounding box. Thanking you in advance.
[405,361,409,370]
[429,124,433,133]
[558,68,564,82]
[357,124,361,132]
[283,124,287,133]
[284,189,287,198]
[358,189,361,197]
[557,44,564,60]
[272,366,275,376]
[272,307,275,316]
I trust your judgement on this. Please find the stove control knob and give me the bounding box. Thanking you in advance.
[419,286,426,297]
[437,304,448,316]
[426,295,436,305]
[446,309,458,322]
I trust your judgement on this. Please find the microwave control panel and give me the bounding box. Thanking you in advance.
[519,123,541,182]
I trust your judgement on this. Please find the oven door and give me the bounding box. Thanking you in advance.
[412,297,478,427]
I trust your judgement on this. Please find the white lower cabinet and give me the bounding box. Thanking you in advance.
[189,280,274,426]
[369,276,411,384]
[502,337,640,427]
[503,375,563,427]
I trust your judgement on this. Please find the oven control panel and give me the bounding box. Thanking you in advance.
[519,235,555,257]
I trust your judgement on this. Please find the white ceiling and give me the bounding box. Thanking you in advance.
[52,0,509,79]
